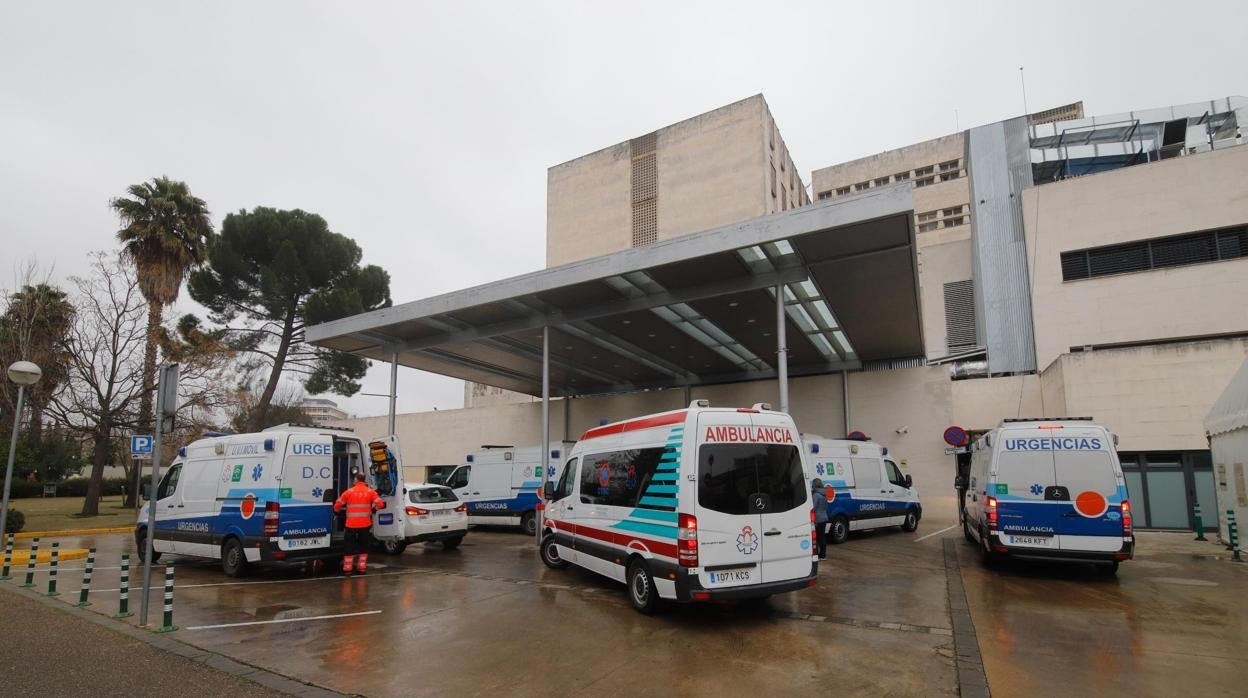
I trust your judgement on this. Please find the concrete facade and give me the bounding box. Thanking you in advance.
[546,95,808,267]
[1024,144,1248,370]
[812,133,974,360]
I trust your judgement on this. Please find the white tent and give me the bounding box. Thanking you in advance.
[1205,356,1248,545]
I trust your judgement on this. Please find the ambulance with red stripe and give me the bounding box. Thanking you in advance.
[540,400,818,613]
[962,417,1134,574]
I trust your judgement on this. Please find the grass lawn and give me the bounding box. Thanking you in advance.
[8,496,135,532]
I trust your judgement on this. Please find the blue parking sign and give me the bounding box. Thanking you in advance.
[130,435,153,457]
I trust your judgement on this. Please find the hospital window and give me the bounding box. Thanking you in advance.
[836,186,851,196]
[874,177,890,187]
[1061,224,1248,281]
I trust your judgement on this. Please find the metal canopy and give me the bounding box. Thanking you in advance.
[306,184,922,398]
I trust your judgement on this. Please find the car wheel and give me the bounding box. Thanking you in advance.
[627,559,658,614]
[441,536,463,551]
[1098,561,1119,577]
[521,511,537,537]
[382,539,407,555]
[962,515,975,543]
[901,511,919,532]
[829,516,850,545]
[222,537,248,578]
[540,535,569,569]
[135,529,161,563]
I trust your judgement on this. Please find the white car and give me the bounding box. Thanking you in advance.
[380,483,468,554]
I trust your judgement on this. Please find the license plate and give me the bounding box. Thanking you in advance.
[278,535,329,551]
[708,568,753,584]
[1007,535,1053,547]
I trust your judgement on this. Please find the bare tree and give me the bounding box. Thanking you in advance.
[48,252,147,516]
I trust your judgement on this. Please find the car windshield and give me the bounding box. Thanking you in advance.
[409,487,458,504]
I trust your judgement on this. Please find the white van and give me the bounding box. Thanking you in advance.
[444,443,572,535]
[804,436,921,544]
[540,401,818,613]
[962,418,1134,574]
[135,426,410,576]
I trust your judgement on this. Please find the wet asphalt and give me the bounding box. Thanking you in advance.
[1,520,1241,697]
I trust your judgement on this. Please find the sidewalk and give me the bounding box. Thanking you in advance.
[0,586,328,697]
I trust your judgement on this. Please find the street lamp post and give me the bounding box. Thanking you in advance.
[2,361,42,537]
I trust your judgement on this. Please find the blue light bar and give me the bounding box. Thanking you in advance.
[263,438,275,451]
[810,443,820,454]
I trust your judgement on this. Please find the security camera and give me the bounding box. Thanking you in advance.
[895,426,909,434]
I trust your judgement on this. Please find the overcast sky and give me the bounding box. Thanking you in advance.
[3,1,1245,418]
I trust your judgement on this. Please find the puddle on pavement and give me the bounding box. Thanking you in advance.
[1150,577,1218,587]
[249,604,303,620]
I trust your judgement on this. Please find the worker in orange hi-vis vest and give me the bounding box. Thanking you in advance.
[333,472,386,575]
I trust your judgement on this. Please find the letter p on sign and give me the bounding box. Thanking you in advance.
[130,435,154,458]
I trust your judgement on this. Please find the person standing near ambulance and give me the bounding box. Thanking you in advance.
[334,472,386,575]
[811,478,829,559]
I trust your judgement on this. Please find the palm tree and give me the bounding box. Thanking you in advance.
[111,177,214,503]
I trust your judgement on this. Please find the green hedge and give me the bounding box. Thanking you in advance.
[4,508,24,534]
[3,476,151,499]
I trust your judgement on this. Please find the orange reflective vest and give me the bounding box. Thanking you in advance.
[334,483,386,529]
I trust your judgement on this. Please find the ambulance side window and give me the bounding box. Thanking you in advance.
[157,464,182,500]
[555,458,577,500]
[446,467,470,489]
[885,460,906,487]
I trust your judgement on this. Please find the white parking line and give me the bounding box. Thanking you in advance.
[913,523,959,543]
[186,610,382,630]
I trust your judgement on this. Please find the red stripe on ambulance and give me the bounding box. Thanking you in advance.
[580,410,687,441]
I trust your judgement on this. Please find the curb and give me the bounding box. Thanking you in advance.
[14,526,132,539]
[7,548,90,565]
[0,581,346,697]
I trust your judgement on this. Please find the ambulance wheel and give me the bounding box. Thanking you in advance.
[135,529,160,563]
[521,512,537,537]
[382,539,407,555]
[829,516,850,545]
[901,511,919,532]
[962,516,975,543]
[1098,561,1119,577]
[222,537,248,578]
[626,560,658,614]
[441,536,463,550]
[540,535,568,569]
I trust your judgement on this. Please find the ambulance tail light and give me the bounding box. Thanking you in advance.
[263,501,280,537]
[454,503,467,513]
[810,507,817,550]
[678,513,698,567]
[985,496,999,531]
[406,506,429,516]
[1121,500,1133,536]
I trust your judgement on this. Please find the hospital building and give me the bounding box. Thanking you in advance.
[311,94,1248,529]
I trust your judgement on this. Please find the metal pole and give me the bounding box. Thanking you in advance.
[0,533,11,580]
[140,368,166,626]
[0,385,26,542]
[538,326,550,544]
[776,285,789,413]
[388,352,398,436]
[842,370,850,437]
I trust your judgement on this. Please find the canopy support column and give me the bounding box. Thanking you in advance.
[776,284,789,413]
[388,353,398,435]
[842,369,850,437]
[538,326,550,544]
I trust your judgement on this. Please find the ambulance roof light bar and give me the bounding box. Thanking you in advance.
[1001,416,1094,423]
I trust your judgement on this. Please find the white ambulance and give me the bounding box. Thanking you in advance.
[135,425,410,576]
[540,401,818,613]
[804,436,922,544]
[962,417,1134,574]
[444,443,573,535]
